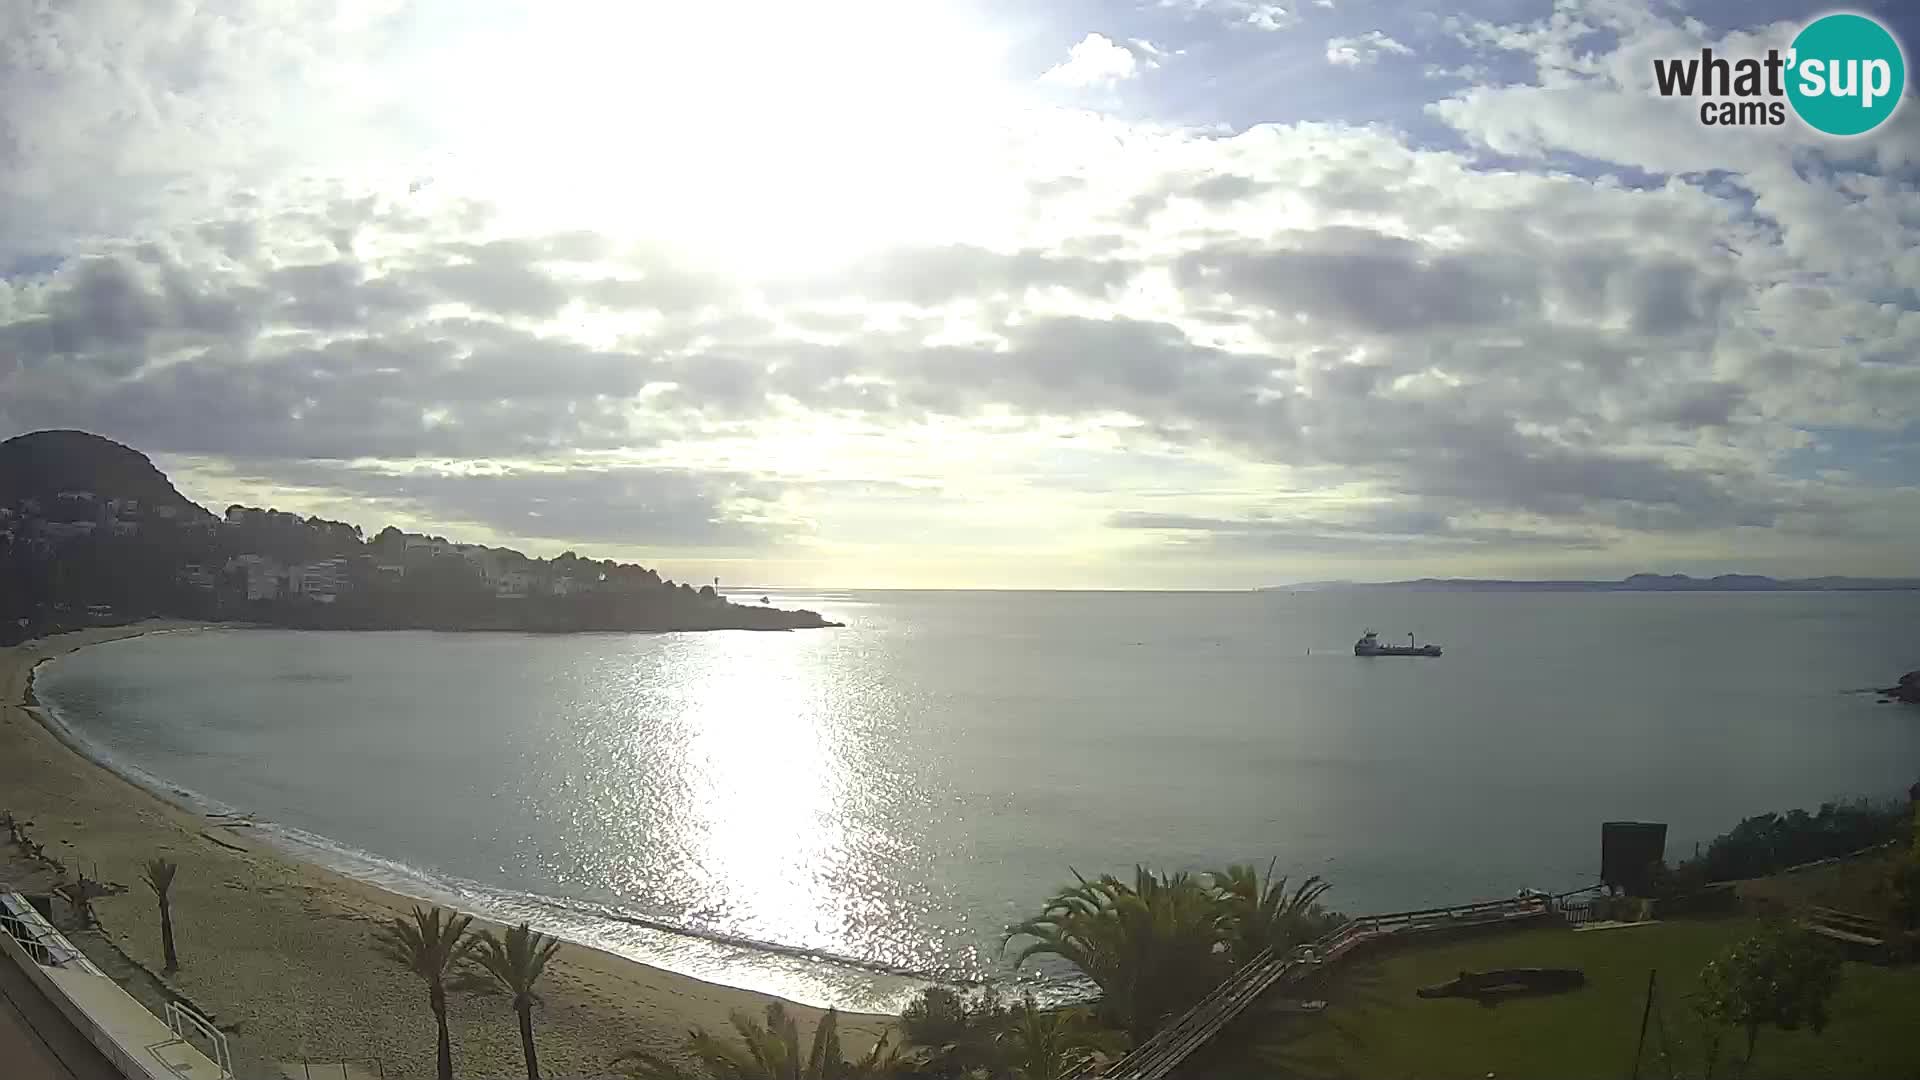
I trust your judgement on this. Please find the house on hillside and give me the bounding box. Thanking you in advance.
[227,554,284,601]
[36,520,96,541]
[496,570,535,599]
[404,535,452,557]
[289,558,347,603]
[461,547,502,582]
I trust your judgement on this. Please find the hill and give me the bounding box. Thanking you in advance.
[0,430,837,638]
[0,430,212,521]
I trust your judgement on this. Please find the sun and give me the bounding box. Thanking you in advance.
[421,0,1029,275]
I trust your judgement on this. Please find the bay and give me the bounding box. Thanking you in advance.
[34,589,1920,1010]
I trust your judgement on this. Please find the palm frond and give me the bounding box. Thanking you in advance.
[374,906,480,984]
[471,922,563,1003]
[141,858,177,898]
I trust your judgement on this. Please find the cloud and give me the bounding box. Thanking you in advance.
[1159,0,1299,32]
[1326,31,1415,67]
[1041,34,1141,87]
[190,459,784,553]
[1105,508,1609,552]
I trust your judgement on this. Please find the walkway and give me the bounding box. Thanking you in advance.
[0,937,124,1080]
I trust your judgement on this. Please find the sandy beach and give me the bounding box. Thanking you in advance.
[0,623,895,1079]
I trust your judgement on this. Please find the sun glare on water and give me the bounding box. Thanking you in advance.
[426,0,1026,273]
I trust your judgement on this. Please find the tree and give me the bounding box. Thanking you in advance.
[1209,861,1335,967]
[1006,867,1231,1043]
[376,906,479,1080]
[1887,796,1920,939]
[470,923,563,1080]
[998,999,1122,1080]
[140,858,180,972]
[1890,858,1920,932]
[616,1000,897,1080]
[1697,926,1841,1075]
[897,987,1008,1078]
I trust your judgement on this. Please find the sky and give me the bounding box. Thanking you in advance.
[1,0,1917,589]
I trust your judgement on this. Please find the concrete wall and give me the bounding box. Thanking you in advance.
[0,928,147,1079]
[0,897,222,1080]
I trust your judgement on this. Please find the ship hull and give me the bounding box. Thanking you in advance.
[1354,645,1442,657]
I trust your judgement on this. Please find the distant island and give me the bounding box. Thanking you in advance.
[0,429,840,642]
[1265,573,1920,593]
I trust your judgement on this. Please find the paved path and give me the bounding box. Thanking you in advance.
[0,945,123,1080]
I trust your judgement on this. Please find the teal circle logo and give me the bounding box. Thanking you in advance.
[1786,13,1906,136]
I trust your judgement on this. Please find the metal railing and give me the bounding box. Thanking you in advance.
[1558,898,1597,925]
[164,999,235,1079]
[1065,893,1558,1080]
[0,899,101,972]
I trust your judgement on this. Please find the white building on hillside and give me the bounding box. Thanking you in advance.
[227,554,284,601]
[404,535,452,557]
[37,520,96,541]
[288,558,347,603]
[461,547,502,582]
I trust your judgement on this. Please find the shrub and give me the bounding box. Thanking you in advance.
[1681,799,1906,883]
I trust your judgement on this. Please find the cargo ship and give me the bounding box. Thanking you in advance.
[1354,629,1442,657]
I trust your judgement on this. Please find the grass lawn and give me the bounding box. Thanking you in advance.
[1735,845,1903,920]
[1182,917,1920,1080]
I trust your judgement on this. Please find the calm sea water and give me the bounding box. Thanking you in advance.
[35,590,1920,1010]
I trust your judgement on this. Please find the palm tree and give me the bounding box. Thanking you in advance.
[140,858,180,973]
[998,999,1124,1080]
[615,1000,897,1079]
[470,923,563,1080]
[1210,861,1335,967]
[1006,867,1231,1043]
[376,906,479,1080]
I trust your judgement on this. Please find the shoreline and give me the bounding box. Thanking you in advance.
[1,622,894,1079]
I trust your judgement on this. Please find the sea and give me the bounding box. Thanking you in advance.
[32,589,1920,1011]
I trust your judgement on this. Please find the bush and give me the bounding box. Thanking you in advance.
[1695,925,1842,1075]
[898,987,1009,1078]
[1886,855,1920,931]
[1681,799,1906,883]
